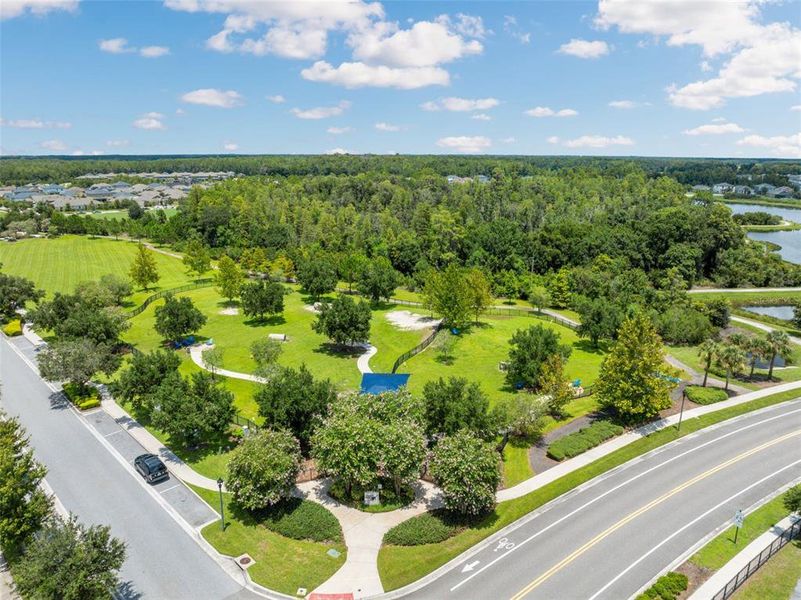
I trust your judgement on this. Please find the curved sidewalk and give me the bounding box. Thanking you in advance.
[731,315,801,345]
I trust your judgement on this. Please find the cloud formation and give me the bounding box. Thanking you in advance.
[737,133,801,158]
[524,106,578,118]
[558,39,610,59]
[421,97,499,112]
[181,88,243,108]
[1,0,76,20]
[683,122,745,135]
[436,135,491,153]
[375,122,400,131]
[133,112,166,130]
[302,61,448,89]
[549,135,634,148]
[1,118,71,129]
[290,100,351,119]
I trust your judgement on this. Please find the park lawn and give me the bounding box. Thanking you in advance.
[0,235,194,304]
[191,485,347,596]
[398,314,604,408]
[86,207,179,221]
[730,541,801,600]
[377,388,801,592]
[691,493,791,571]
[667,343,801,387]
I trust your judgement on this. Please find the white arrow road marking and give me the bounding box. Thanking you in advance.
[462,561,480,573]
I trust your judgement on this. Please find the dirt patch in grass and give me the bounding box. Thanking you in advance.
[219,307,239,316]
[385,310,441,331]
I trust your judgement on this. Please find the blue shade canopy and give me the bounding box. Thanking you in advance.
[360,373,410,395]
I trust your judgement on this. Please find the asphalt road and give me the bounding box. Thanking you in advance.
[403,398,801,600]
[0,337,257,600]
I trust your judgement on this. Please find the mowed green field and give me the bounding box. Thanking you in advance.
[0,235,194,303]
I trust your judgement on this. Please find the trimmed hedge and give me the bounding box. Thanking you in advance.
[2,318,22,337]
[259,498,342,543]
[62,382,101,410]
[547,420,624,461]
[685,385,728,405]
[384,510,465,546]
[636,571,688,600]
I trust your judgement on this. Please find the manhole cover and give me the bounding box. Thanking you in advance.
[234,553,255,569]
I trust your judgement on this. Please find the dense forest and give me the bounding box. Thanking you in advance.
[1,155,798,186]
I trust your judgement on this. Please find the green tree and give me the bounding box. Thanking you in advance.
[765,330,791,380]
[255,365,337,452]
[240,280,285,321]
[422,264,472,329]
[98,274,132,305]
[215,255,244,303]
[12,515,126,600]
[594,313,676,423]
[528,286,550,314]
[697,339,719,387]
[430,431,500,516]
[129,243,160,291]
[226,429,302,511]
[0,272,43,320]
[151,371,235,447]
[340,253,368,293]
[717,343,745,391]
[116,349,180,416]
[250,338,283,379]
[547,269,571,309]
[298,254,337,300]
[0,414,52,556]
[202,346,224,379]
[154,294,207,342]
[37,339,120,392]
[492,394,547,443]
[32,293,129,345]
[784,484,801,515]
[465,267,493,324]
[506,324,572,391]
[182,238,211,277]
[422,377,493,438]
[576,296,622,347]
[240,247,269,274]
[380,418,427,497]
[494,270,519,302]
[539,353,574,417]
[745,336,770,378]
[312,294,371,346]
[357,256,401,303]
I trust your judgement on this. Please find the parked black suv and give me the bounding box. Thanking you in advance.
[134,453,169,484]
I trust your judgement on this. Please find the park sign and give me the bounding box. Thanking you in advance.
[364,491,380,506]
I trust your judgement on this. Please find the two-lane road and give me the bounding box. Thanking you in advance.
[403,398,801,600]
[0,337,258,600]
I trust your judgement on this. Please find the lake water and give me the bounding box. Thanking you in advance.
[726,203,801,264]
[742,305,795,320]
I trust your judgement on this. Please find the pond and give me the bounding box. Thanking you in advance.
[726,203,801,264]
[742,305,795,321]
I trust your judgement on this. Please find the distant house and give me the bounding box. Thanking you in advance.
[476,175,490,184]
[712,183,734,194]
[754,183,776,195]
[769,186,795,198]
[691,184,710,191]
[732,185,754,196]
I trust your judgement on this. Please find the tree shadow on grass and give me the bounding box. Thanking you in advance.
[243,314,287,328]
[313,343,365,358]
[573,339,610,355]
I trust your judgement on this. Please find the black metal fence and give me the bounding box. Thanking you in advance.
[232,412,261,433]
[126,279,214,319]
[391,325,443,373]
[711,518,801,600]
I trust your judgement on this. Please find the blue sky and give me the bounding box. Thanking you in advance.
[1,0,799,157]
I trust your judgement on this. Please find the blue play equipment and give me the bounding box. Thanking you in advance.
[360,373,411,395]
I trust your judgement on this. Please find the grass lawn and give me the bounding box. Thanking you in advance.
[691,493,791,571]
[0,235,194,304]
[731,541,801,600]
[398,315,605,407]
[377,389,801,591]
[191,485,346,596]
[85,207,179,220]
[668,343,801,387]
[690,290,801,306]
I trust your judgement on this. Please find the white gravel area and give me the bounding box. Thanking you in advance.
[219,307,239,316]
[385,310,441,331]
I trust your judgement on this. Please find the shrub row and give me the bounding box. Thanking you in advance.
[685,385,728,405]
[260,498,342,543]
[636,571,688,600]
[2,318,22,337]
[62,382,101,410]
[547,420,624,461]
[384,510,465,546]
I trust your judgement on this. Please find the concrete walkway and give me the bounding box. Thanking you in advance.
[356,343,377,374]
[188,344,267,383]
[0,554,18,600]
[690,514,801,599]
[664,354,750,394]
[731,315,801,344]
[301,479,443,599]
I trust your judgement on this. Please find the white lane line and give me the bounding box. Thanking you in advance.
[450,405,801,592]
[159,484,181,494]
[104,429,124,437]
[588,457,801,600]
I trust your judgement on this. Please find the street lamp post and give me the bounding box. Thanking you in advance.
[217,478,225,532]
[677,387,687,432]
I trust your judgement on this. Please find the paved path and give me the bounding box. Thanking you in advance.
[690,513,801,600]
[399,400,801,600]
[189,344,267,384]
[731,314,801,344]
[664,354,751,394]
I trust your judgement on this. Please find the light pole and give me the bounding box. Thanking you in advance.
[677,386,687,432]
[217,478,225,532]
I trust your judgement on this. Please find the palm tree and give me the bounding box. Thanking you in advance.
[727,332,749,349]
[765,330,791,380]
[746,337,771,379]
[697,339,719,387]
[717,343,746,391]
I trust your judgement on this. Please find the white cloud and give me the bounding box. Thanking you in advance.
[99,38,134,54]
[503,15,530,44]
[450,14,487,39]
[140,45,170,58]
[326,147,353,155]
[223,141,239,151]
[301,61,449,89]
[1,0,77,20]
[792,105,801,112]
[327,126,352,134]
[375,122,400,132]
[70,149,104,156]
[266,94,286,104]
[40,139,67,151]
[240,25,328,59]
[471,113,491,121]
[737,133,801,158]
[421,97,500,112]
[436,135,491,154]
[290,100,351,120]
[181,88,243,108]
[524,106,578,118]
[106,139,129,147]
[558,39,610,59]
[133,112,166,130]
[1,118,71,128]
[608,100,649,109]
[683,122,745,135]
[551,135,634,149]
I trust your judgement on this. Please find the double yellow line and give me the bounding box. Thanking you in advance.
[510,429,801,600]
